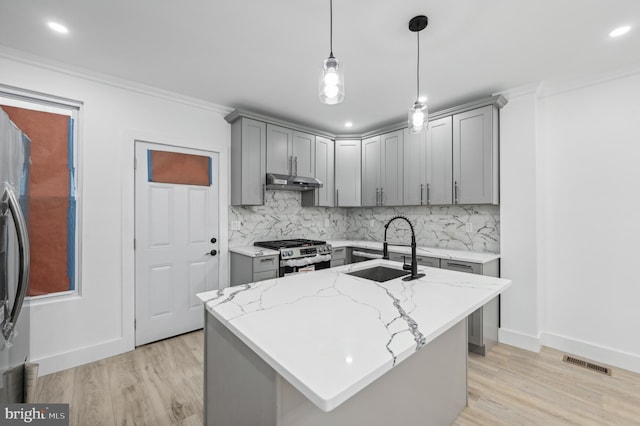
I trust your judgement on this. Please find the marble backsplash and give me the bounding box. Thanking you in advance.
[345,205,500,253]
[229,191,500,253]
[228,191,350,246]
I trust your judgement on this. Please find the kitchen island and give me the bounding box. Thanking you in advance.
[198,259,511,425]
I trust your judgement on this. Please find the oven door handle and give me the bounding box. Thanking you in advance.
[282,254,332,267]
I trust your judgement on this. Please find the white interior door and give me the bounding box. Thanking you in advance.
[134,141,219,346]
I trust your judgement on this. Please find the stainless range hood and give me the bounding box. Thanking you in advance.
[266,173,323,191]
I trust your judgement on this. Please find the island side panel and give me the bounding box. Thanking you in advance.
[205,312,277,426]
[277,320,468,426]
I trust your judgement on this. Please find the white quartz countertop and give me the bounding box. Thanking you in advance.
[327,240,500,264]
[198,259,511,412]
[229,245,279,257]
[229,240,499,263]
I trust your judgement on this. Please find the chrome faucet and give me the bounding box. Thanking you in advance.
[382,215,425,281]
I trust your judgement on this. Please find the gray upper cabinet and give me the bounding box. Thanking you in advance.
[302,136,334,207]
[361,135,380,206]
[266,124,292,175]
[380,130,404,206]
[266,123,315,177]
[403,117,452,206]
[402,130,425,206]
[226,95,504,207]
[334,139,361,207]
[452,105,499,205]
[426,116,453,205]
[230,118,266,206]
[362,131,403,206]
[292,130,315,177]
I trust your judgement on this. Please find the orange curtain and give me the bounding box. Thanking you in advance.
[149,150,211,186]
[1,105,72,296]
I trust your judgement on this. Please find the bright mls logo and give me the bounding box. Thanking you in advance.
[1,404,69,425]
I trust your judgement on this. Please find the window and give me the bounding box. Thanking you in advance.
[1,86,81,298]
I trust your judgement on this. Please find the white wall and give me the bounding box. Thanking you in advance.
[500,68,640,373]
[498,88,543,351]
[0,49,231,375]
[539,71,640,372]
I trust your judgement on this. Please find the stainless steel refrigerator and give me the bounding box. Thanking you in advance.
[0,107,31,403]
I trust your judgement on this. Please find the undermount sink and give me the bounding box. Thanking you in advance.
[346,266,410,283]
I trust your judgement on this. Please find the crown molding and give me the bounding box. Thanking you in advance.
[227,94,508,140]
[538,62,640,98]
[0,46,233,115]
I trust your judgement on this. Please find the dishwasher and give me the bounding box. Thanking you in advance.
[350,248,383,263]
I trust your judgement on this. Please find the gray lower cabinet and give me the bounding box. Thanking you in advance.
[388,252,441,268]
[230,252,279,286]
[440,258,500,355]
[230,118,266,206]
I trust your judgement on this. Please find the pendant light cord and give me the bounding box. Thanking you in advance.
[416,31,420,100]
[330,0,334,57]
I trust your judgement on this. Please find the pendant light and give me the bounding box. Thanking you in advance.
[319,0,344,104]
[408,15,428,133]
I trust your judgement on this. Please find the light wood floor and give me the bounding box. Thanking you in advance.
[36,331,640,425]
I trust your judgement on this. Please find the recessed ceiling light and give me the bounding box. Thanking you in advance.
[609,25,631,38]
[344,121,353,128]
[47,21,69,34]
[418,95,428,103]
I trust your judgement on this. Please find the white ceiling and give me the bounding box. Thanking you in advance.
[1,0,639,134]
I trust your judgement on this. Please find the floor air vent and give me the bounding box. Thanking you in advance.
[562,355,612,376]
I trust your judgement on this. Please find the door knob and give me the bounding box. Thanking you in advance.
[210,237,217,244]
[206,249,217,256]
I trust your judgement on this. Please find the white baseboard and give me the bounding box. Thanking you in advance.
[32,337,134,376]
[541,332,640,375]
[498,327,542,352]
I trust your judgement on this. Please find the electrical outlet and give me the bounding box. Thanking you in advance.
[324,218,331,227]
[231,220,241,231]
[465,222,473,233]
[370,219,375,228]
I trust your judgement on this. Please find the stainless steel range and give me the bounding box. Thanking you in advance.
[254,239,332,276]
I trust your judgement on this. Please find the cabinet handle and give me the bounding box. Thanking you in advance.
[447,262,472,270]
[260,258,273,263]
[454,181,459,204]
[334,248,344,253]
[427,183,430,205]
[380,187,384,206]
[288,156,292,175]
[336,189,339,206]
[294,156,298,176]
[375,188,379,206]
[420,184,424,205]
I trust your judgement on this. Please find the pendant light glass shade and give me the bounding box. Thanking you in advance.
[408,101,428,134]
[319,55,345,104]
